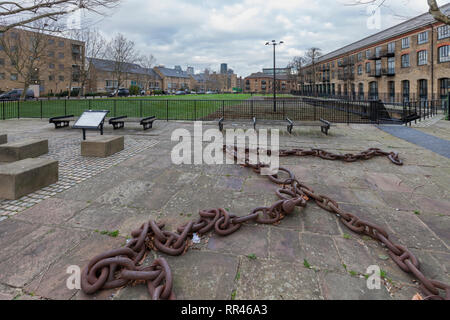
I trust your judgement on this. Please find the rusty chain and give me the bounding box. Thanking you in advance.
[81,145,448,300]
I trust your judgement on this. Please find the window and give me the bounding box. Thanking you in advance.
[58,41,65,47]
[438,45,449,63]
[417,50,428,65]
[388,42,395,53]
[58,52,64,59]
[388,81,395,101]
[358,52,363,61]
[375,46,381,57]
[369,81,378,100]
[0,73,4,80]
[0,58,3,66]
[437,25,449,40]
[439,78,449,99]
[366,49,371,59]
[366,62,371,73]
[402,80,410,102]
[0,44,4,51]
[48,39,55,45]
[49,63,55,69]
[59,64,64,70]
[358,83,364,99]
[48,51,54,57]
[418,79,427,100]
[402,37,409,49]
[401,54,410,68]
[358,65,362,75]
[10,74,18,81]
[59,75,64,81]
[418,31,428,44]
[387,57,395,74]
[48,75,54,81]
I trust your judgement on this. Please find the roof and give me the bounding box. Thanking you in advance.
[245,72,290,80]
[89,58,161,79]
[316,3,450,63]
[155,66,191,79]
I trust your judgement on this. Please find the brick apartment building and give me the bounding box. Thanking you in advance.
[0,28,85,96]
[87,58,162,94]
[299,4,450,102]
[244,67,296,94]
[154,66,192,93]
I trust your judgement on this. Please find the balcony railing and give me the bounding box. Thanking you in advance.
[369,69,382,77]
[382,68,395,76]
[368,49,395,60]
[337,73,355,81]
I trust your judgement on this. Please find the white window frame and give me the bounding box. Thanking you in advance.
[438,25,449,40]
[402,37,410,49]
[417,50,428,66]
[439,45,450,63]
[418,31,428,45]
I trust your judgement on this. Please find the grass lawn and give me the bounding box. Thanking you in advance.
[0,94,295,120]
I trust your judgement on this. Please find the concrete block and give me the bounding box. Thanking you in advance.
[0,139,48,162]
[81,135,124,158]
[0,134,6,145]
[0,158,58,200]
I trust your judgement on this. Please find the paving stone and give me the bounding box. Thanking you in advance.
[318,271,392,300]
[334,237,377,274]
[417,214,450,247]
[118,251,240,300]
[0,227,89,287]
[65,203,155,236]
[235,258,322,300]
[95,180,154,207]
[301,233,342,271]
[366,172,414,193]
[15,197,89,225]
[24,232,125,300]
[302,206,340,235]
[207,225,268,258]
[268,227,304,262]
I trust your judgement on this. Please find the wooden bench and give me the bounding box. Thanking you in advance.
[286,118,331,135]
[0,158,58,200]
[109,116,157,131]
[0,139,48,162]
[49,115,75,129]
[219,117,257,132]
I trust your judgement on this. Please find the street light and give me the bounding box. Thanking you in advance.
[265,40,283,112]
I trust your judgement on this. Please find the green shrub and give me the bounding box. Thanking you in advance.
[129,85,140,95]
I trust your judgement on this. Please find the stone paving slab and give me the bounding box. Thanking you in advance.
[0,119,449,300]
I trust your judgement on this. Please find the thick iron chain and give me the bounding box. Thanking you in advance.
[81,145,448,300]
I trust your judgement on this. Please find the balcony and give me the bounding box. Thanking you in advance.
[382,68,395,76]
[338,58,355,67]
[337,73,354,81]
[368,49,395,60]
[369,70,382,77]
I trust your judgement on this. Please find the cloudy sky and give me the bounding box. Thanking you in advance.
[81,0,445,77]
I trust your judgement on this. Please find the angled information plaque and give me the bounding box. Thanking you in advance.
[73,110,110,140]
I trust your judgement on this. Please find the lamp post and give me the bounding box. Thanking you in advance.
[265,40,283,112]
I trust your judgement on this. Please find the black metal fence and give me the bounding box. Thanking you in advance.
[0,97,447,126]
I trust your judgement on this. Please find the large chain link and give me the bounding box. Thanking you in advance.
[81,145,448,300]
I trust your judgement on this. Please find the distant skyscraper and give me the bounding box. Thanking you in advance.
[220,63,228,74]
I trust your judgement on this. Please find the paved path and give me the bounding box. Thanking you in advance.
[0,119,449,300]
[378,125,450,159]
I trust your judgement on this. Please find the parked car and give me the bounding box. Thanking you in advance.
[206,91,215,94]
[108,88,130,97]
[175,91,186,95]
[190,91,197,94]
[0,89,35,101]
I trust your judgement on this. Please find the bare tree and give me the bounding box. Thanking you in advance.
[67,28,105,95]
[347,0,449,25]
[304,47,322,95]
[0,21,50,99]
[138,53,156,93]
[287,56,306,91]
[105,33,137,96]
[0,0,121,33]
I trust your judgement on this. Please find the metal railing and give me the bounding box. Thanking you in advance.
[0,96,446,126]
